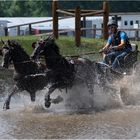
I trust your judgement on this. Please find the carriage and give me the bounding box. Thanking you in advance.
[119,43,138,74]
[97,43,139,77]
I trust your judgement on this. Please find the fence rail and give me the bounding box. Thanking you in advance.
[5,20,140,40]
[5,17,71,36]
[35,27,140,40]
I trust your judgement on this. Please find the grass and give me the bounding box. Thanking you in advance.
[0,35,105,61]
[0,35,140,80]
[1,35,140,61]
[1,35,38,54]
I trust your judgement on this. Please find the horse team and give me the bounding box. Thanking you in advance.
[0,36,137,110]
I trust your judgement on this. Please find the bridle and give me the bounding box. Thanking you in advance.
[2,44,33,65]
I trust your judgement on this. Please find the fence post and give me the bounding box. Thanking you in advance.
[92,24,96,38]
[52,0,58,39]
[82,16,86,37]
[75,6,81,47]
[4,27,8,36]
[17,26,20,36]
[29,24,32,35]
[135,29,139,41]
[103,1,109,40]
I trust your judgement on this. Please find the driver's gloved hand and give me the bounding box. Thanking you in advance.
[99,48,109,54]
[111,46,119,51]
[99,48,108,53]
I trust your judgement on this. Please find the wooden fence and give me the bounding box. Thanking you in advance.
[52,0,109,46]
[5,23,140,41]
[5,17,67,36]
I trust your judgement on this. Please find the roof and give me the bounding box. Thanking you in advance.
[0,17,74,29]
[110,12,140,16]
[0,14,139,30]
[0,20,11,23]
[0,17,103,30]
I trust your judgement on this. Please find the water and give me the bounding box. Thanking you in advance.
[1,104,140,139]
[1,70,140,138]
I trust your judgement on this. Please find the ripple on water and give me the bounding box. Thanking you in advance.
[1,70,140,138]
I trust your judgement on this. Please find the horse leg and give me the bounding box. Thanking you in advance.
[29,91,36,102]
[45,84,57,108]
[3,85,19,110]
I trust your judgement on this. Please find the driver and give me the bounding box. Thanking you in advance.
[100,20,132,71]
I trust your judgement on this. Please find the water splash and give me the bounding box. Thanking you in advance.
[1,68,140,139]
[1,63,140,113]
[119,67,140,106]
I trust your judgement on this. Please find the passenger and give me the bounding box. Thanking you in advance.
[99,20,132,71]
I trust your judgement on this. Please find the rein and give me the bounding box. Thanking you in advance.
[13,60,33,64]
[38,51,97,59]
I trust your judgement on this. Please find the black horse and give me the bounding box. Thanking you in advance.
[31,37,97,108]
[31,36,124,108]
[1,39,97,109]
[1,38,123,110]
[1,40,49,110]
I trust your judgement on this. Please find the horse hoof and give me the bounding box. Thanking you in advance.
[3,105,10,110]
[6,106,10,110]
[3,102,10,110]
[45,101,51,108]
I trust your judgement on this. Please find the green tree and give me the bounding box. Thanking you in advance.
[28,0,51,17]
[7,0,32,17]
[0,1,12,17]
[109,1,140,12]
[0,1,140,17]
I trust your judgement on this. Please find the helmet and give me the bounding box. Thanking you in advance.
[107,20,118,27]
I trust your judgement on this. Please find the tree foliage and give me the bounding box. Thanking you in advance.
[0,0,52,17]
[0,0,140,17]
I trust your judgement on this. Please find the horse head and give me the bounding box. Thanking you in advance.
[1,40,31,69]
[1,40,14,68]
[31,35,60,61]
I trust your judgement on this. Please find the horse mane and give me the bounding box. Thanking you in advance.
[5,40,42,76]
[8,40,30,59]
[8,40,23,50]
[44,39,60,55]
